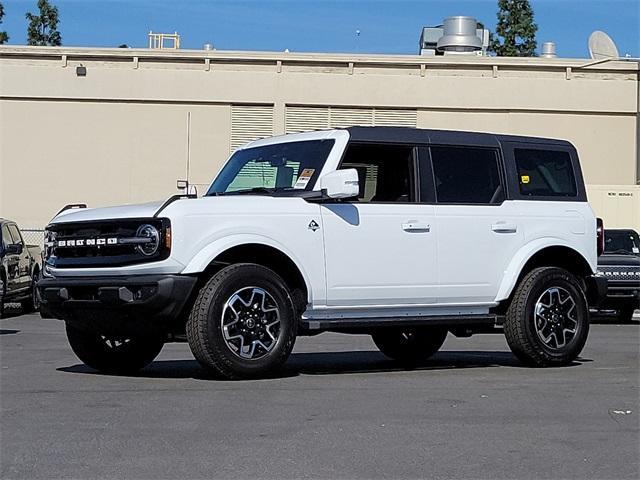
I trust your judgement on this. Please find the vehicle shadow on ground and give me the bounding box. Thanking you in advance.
[58,350,591,380]
[0,329,20,335]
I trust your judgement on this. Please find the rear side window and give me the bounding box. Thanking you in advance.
[515,149,577,197]
[430,146,504,204]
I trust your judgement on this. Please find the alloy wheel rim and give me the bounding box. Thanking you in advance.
[534,286,579,350]
[99,335,132,350]
[221,287,281,360]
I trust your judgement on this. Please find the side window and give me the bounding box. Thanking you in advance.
[1,225,10,248]
[514,149,577,197]
[430,146,504,204]
[340,144,415,203]
[8,225,24,246]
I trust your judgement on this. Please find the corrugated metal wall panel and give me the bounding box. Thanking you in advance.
[285,105,417,133]
[230,105,274,151]
[373,108,418,127]
[330,107,374,128]
[285,106,330,133]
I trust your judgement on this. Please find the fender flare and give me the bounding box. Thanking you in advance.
[181,233,314,302]
[494,237,592,302]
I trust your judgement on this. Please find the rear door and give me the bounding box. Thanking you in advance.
[425,144,524,304]
[321,143,438,307]
[501,141,592,266]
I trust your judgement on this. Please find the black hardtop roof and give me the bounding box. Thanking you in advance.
[345,126,572,148]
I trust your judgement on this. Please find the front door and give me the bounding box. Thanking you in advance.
[7,224,31,290]
[1,224,21,294]
[321,143,438,307]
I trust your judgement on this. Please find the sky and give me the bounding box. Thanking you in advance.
[1,0,639,58]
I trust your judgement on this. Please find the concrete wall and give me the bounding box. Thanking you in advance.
[1,46,638,230]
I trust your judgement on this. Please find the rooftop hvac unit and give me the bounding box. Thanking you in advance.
[419,16,489,56]
[437,16,482,53]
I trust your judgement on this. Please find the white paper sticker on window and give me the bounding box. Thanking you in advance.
[293,168,315,189]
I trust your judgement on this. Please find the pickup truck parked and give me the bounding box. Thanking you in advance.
[596,229,640,322]
[39,127,606,378]
[1,219,42,316]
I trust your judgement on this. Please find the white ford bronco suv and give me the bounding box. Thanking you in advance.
[39,127,607,379]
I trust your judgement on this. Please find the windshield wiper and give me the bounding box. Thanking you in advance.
[212,187,302,196]
[218,187,278,196]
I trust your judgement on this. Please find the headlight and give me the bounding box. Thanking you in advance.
[136,224,160,256]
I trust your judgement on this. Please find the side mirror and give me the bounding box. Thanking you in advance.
[5,243,23,255]
[319,169,359,199]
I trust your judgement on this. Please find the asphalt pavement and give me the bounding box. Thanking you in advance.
[1,311,639,480]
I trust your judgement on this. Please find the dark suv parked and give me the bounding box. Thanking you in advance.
[0,219,42,316]
[596,229,640,322]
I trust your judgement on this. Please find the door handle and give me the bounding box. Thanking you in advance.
[402,222,430,232]
[491,222,517,234]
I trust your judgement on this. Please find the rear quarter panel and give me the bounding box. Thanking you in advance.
[495,200,597,302]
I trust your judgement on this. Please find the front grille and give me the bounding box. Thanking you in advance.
[597,265,640,283]
[45,218,170,268]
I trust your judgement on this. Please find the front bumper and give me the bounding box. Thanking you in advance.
[38,274,197,334]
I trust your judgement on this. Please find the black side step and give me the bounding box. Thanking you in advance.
[301,314,503,332]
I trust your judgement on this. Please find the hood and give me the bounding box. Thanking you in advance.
[598,254,640,267]
[49,200,166,225]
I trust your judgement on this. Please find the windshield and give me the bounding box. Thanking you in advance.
[604,230,640,255]
[207,139,335,195]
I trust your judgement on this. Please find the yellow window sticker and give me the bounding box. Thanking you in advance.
[521,175,530,184]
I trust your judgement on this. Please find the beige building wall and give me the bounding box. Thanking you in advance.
[0,46,638,230]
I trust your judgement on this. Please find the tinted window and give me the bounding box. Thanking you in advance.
[340,144,415,203]
[208,140,334,194]
[515,149,577,197]
[604,230,640,255]
[430,147,503,204]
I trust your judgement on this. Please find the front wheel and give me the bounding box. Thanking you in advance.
[186,263,298,379]
[66,324,165,374]
[504,267,589,367]
[372,327,448,364]
[21,271,41,314]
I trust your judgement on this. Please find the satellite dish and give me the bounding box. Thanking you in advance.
[588,31,619,59]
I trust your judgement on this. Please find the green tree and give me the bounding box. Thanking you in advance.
[489,0,537,56]
[0,2,9,44]
[25,0,61,46]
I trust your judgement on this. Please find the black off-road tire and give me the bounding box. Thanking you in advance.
[372,327,448,364]
[0,272,6,319]
[0,298,4,319]
[21,271,40,314]
[186,263,298,380]
[66,323,165,374]
[504,267,589,367]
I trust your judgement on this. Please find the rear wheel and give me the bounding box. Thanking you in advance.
[504,267,589,367]
[186,263,298,379]
[371,327,447,364]
[65,324,165,374]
